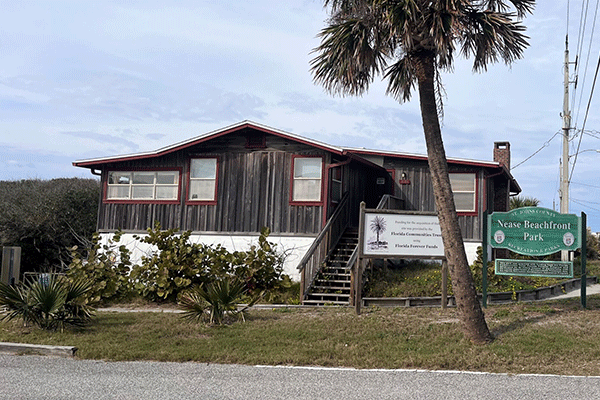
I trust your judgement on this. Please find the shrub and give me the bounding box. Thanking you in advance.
[66,231,133,305]
[179,277,260,325]
[130,224,233,302]
[229,227,288,299]
[0,275,95,331]
[131,224,288,303]
[0,178,100,274]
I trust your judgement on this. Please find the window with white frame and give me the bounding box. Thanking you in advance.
[189,158,217,201]
[449,173,476,212]
[107,171,179,200]
[292,157,322,202]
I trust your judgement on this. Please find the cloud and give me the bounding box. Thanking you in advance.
[60,131,140,154]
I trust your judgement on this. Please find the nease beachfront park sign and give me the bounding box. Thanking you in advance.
[487,207,581,256]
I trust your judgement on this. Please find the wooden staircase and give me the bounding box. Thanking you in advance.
[302,229,358,306]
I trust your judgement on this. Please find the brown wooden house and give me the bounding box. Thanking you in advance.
[74,121,520,305]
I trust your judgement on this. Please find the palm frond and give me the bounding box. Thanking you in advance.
[459,7,531,72]
[384,55,417,102]
[179,289,209,322]
[482,0,535,18]
[311,8,393,97]
[0,282,35,325]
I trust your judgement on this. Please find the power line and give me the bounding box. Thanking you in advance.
[572,198,600,205]
[573,0,600,130]
[571,0,590,111]
[572,198,600,213]
[569,48,600,181]
[512,131,561,169]
[571,180,600,188]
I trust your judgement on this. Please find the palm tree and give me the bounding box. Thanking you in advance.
[370,215,386,245]
[510,195,540,210]
[311,0,534,344]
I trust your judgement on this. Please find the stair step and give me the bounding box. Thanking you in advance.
[302,299,349,306]
[302,227,358,307]
[311,284,351,291]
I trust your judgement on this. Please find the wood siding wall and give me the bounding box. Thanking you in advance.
[97,132,328,235]
[385,158,484,240]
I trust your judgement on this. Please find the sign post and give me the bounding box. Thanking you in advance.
[358,208,447,311]
[581,212,587,309]
[482,211,488,308]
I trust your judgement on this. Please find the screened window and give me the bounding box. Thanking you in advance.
[189,158,217,201]
[292,157,322,202]
[449,173,476,212]
[107,171,179,200]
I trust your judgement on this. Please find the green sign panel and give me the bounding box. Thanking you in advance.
[488,207,581,256]
[495,259,573,278]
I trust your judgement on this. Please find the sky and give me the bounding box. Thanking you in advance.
[1,1,599,230]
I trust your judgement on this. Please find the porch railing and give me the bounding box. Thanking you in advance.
[297,191,351,300]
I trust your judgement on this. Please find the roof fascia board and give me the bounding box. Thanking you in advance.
[344,148,500,169]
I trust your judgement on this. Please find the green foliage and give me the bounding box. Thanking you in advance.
[131,223,287,303]
[0,275,95,331]
[130,224,230,302]
[584,229,599,260]
[0,178,100,273]
[509,196,540,210]
[365,251,569,299]
[365,261,451,297]
[470,247,560,297]
[179,277,260,325]
[231,227,288,299]
[66,231,133,305]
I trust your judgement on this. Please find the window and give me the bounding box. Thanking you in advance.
[330,166,342,203]
[449,173,476,213]
[107,170,179,201]
[292,157,322,202]
[189,158,217,202]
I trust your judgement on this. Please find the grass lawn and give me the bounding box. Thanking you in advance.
[2,295,600,376]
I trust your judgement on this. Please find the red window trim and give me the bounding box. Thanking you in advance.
[449,171,478,216]
[289,155,325,206]
[185,156,220,206]
[103,167,182,205]
[387,169,396,196]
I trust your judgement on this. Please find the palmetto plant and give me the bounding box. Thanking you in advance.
[0,275,94,331]
[311,0,534,344]
[179,278,261,325]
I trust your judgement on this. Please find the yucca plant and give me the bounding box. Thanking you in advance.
[0,275,95,331]
[179,278,261,325]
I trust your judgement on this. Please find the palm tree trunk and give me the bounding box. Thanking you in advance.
[414,52,493,344]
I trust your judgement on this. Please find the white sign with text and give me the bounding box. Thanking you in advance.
[363,213,445,257]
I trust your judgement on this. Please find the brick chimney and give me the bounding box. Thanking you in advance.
[494,142,510,169]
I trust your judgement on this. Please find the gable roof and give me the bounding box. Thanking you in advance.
[72,120,520,192]
[73,120,346,168]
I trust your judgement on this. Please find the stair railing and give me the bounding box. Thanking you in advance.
[348,194,405,273]
[297,191,351,300]
[376,194,405,210]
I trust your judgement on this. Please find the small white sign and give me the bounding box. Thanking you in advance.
[363,213,444,257]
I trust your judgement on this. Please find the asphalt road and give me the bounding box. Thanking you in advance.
[2,355,600,400]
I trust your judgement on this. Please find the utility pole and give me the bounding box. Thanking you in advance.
[560,35,572,261]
